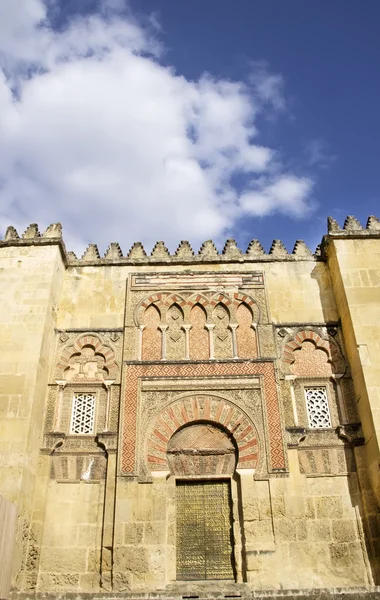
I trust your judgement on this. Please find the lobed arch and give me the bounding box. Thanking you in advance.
[281,328,345,375]
[56,333,118,380]
[146,394,259,474]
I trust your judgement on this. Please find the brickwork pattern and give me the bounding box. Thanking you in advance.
[122,361,285,474]
[142,304,161,361]
[147,395,259,471]
[292,341,333,377]
[236,302,257,359]
[189,304,209,360]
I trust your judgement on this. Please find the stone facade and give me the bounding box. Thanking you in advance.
[1,216,380,593]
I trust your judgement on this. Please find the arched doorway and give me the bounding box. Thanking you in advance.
[168,422,237,581]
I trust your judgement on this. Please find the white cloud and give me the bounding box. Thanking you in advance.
[0,0,314,253]
[240,176,315,218]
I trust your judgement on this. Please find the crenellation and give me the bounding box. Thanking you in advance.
[292,240,313,256]
[81,243,101,261]
[246,238,265,256]
[198,238,218,258]
[367,215,380,231]
[343,215,363,231]
[174,240,194,258]
[5,226,20,240]
[222,238,243,258]
[23,223,41,238]
[150,240,170,259]
[127,241,147,259]
[269,239,289,256]
[42,223,62,238]
[104,242,123,260]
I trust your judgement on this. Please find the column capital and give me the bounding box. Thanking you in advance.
[55,379,67,388]
[103,379,116,390]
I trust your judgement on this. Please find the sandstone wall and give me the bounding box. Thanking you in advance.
[0,242,65,588]
[1,218,380,593]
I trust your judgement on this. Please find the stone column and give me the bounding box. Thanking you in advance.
[285,375,298,426]
[103,379,116,432]
[229,323,239,359]
[332,374,347,424]
[54,380,67,432]
[97,433,117,591]
[159,325,168,360]
[137,325,145,360]
[182,325,192,360]
[252,322,259,356]
[205,324,215,360]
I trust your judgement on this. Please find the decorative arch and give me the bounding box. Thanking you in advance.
[281,329,345,376]
[167,422,237,476]
[142,304,161,360]
[147,395,259,473]
[57,334,118,380]
[189,303,209,359]
[210,292,233,308]
[236,302,257,358]
[135,292,188,325]
[233,292,260,323]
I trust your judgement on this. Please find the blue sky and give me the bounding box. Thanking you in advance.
[0,0,379,254]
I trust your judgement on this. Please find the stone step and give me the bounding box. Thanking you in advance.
[10,587,380,600]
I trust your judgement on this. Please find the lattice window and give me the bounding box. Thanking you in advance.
[70,393,95,434]
[304,387,331,428]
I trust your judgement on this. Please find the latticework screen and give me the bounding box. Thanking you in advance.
[70,393,95,434]
[304,386,331,428]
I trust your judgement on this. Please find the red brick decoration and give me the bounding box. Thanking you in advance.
[57,333,118,379]
[282,329,343,376]
[142,304,161,361]
[121,361,285,474]
[147,395,259,472]
[189,304,209,360]
[236,303,257,359]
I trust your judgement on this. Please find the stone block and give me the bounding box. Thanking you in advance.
[124,522,144,545]
[38,572,79,591]
[331,519,357,543]
[112,571,132,591]
[306,519,331,542]
[315,495,343,519]
[273,518,297,542]
[284,495,305,519]
[271,496,285,518]
[79,572,100,592]
[39,547,86,573]
[243,497,259,520]
[144,521,166,545]
[245,519,274,542]
[86,548,101,572]
[114,546,149,573]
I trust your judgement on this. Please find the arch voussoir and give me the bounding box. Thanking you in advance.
[147,395,259,473]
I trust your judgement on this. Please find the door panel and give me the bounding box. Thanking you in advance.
[176,480,234,581]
